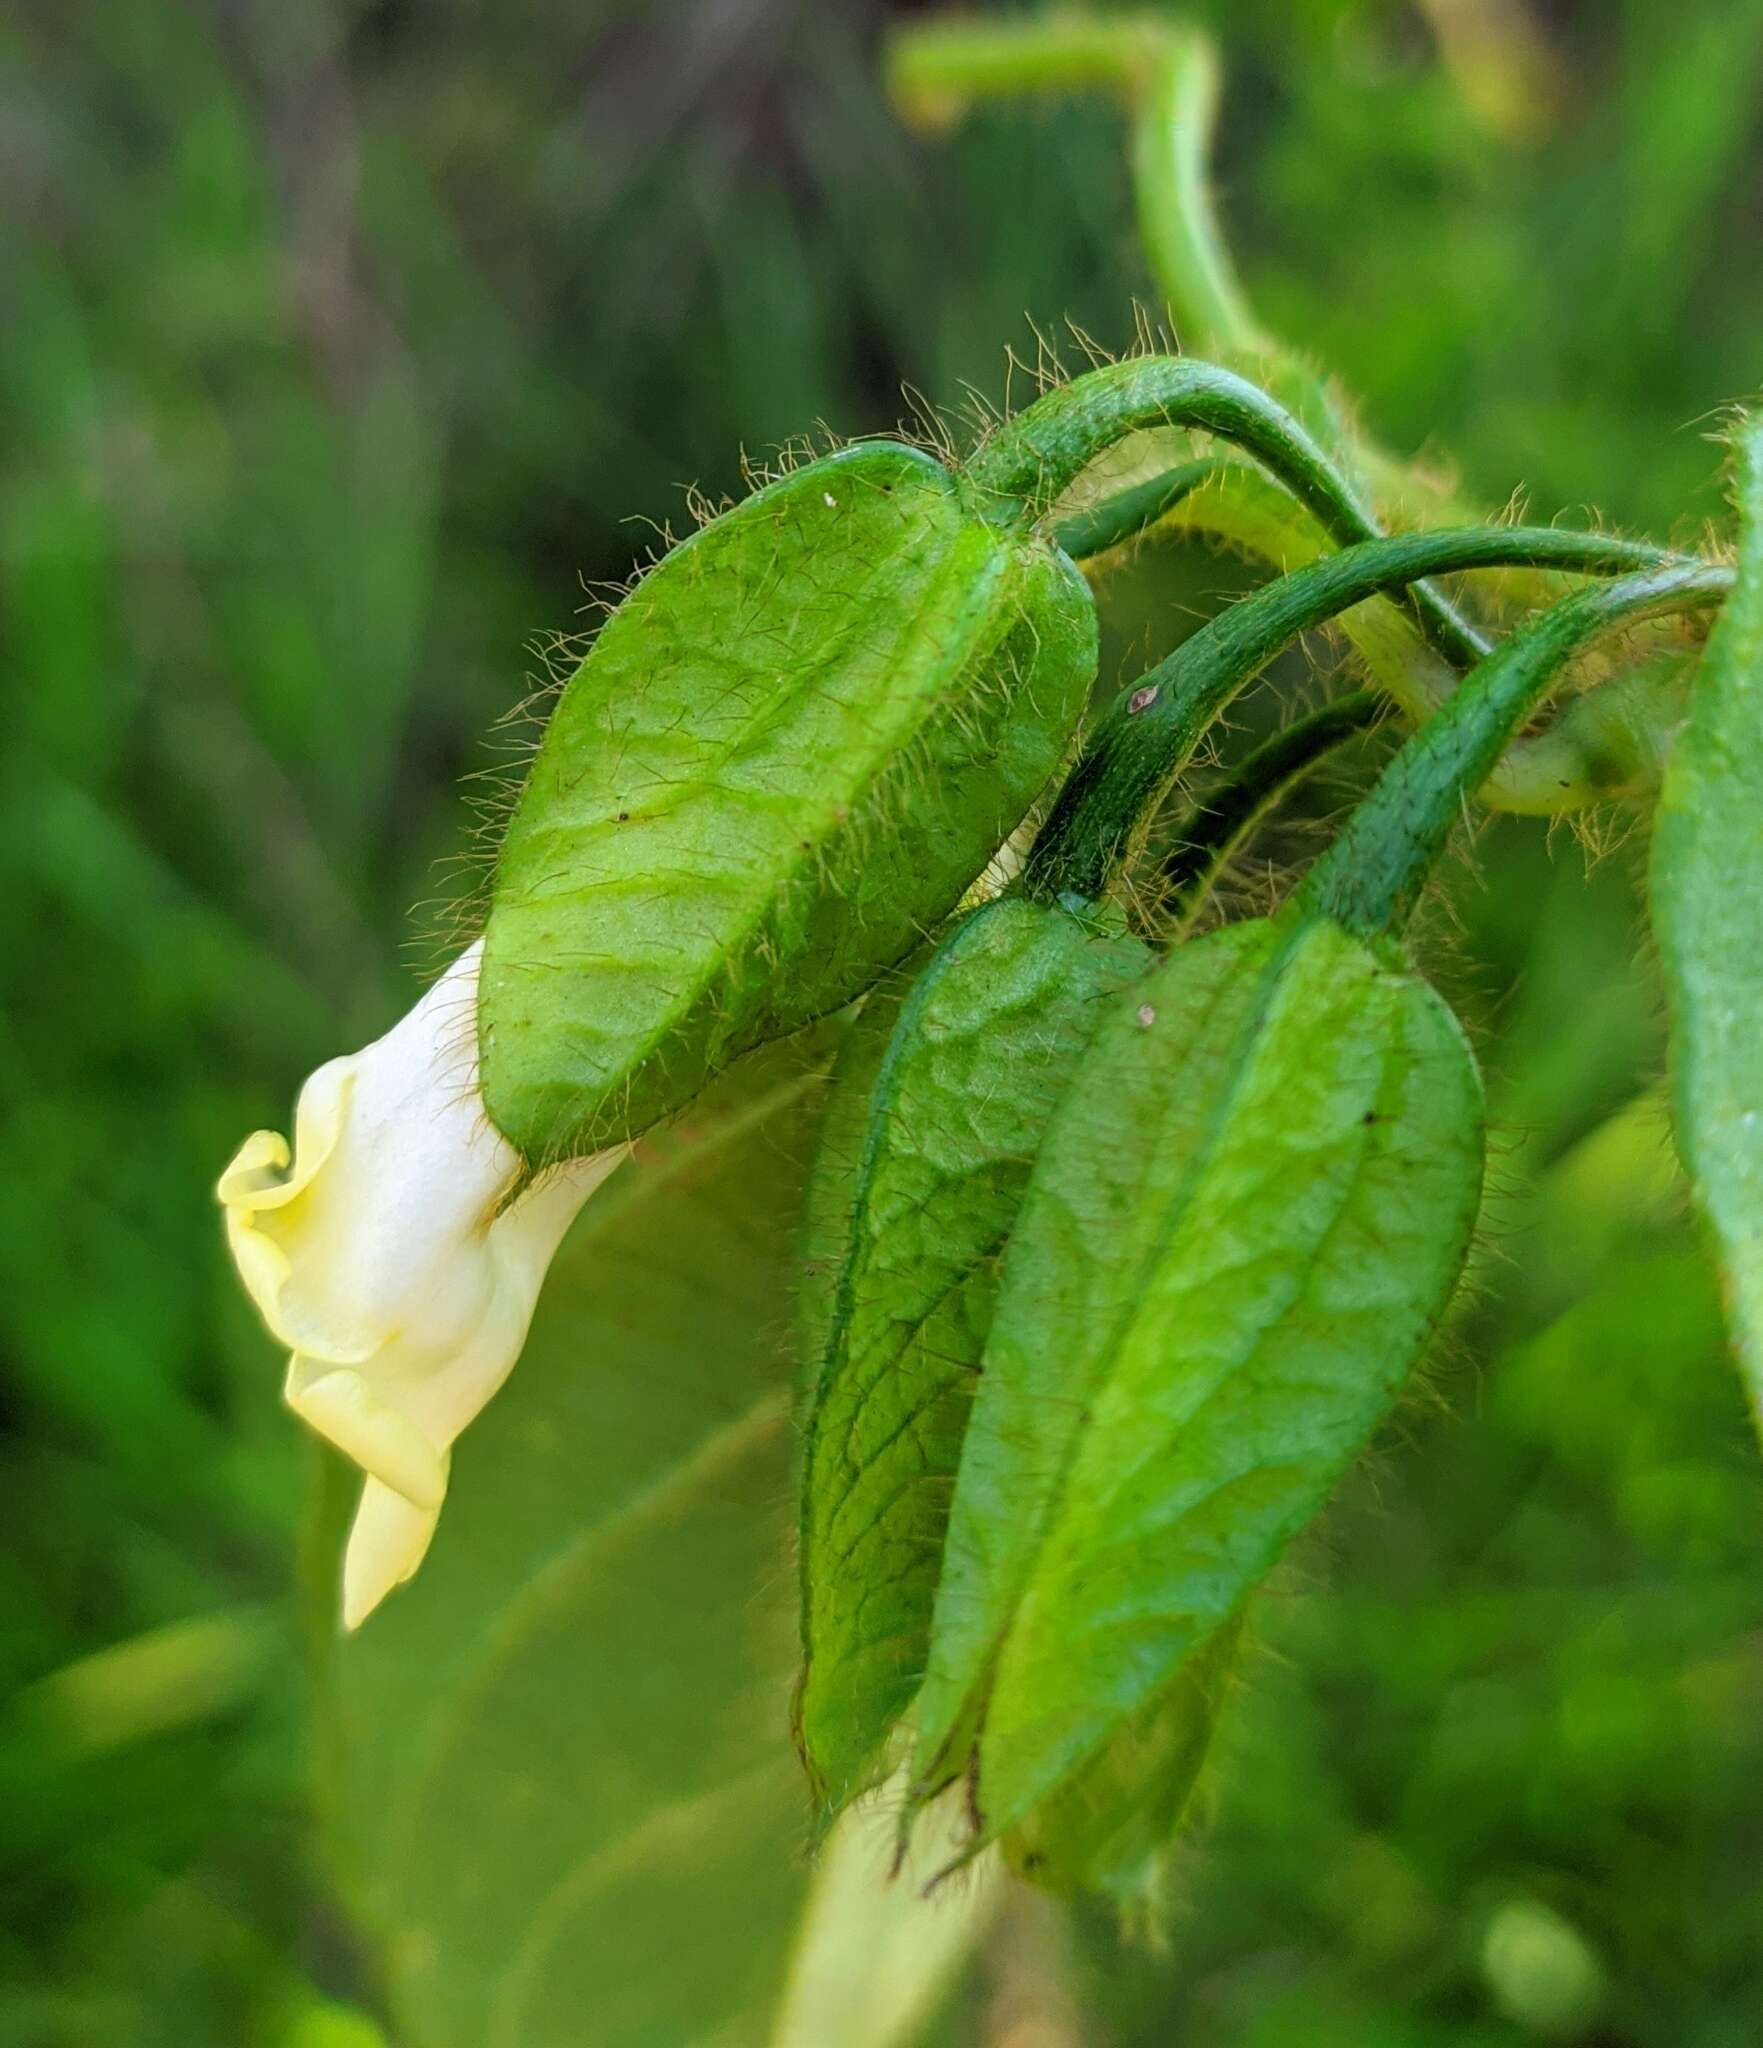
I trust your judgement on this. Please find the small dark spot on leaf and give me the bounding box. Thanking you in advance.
[617,810,630,822]
[1128,684,1160,716]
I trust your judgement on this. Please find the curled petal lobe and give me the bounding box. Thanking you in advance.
[342,1481,446,1634]
[218,940,624,1626]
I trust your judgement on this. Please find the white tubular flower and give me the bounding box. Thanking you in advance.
[218,940,624,1629]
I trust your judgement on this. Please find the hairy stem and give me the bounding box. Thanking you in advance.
[889,13,1708,818]
[1093,458,1702,813]
[969,357,1489,670]
[1161,689,1383,928]
[1306,562,1733,937]
[1050,456,1224,560]
[1026,524,1692,907]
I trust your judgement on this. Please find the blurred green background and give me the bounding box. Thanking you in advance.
[5,0,1763,2041]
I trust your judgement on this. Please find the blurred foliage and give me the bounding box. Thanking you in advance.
[3,0,1762,2041]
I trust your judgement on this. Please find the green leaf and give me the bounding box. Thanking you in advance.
[961,554,1707,1910]
[794,986,906,1408]
[912,911,1484,1855]
[320,1046,829,2048]
[1652,413,1763,1420]
[480,443,1095,1159]
[794,897,1151,1818]
[999,1618,1240,1910]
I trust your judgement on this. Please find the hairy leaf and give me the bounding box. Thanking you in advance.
[794,983,909,1406]
[794,898,1150,1818]
[999,1627,1241,1913]
[480,443,1095,1159]
[1652,415,1763,1419]
[912,912,1484,1851]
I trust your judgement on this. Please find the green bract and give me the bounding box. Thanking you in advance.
[1000,1618,1240,1908]
[908,909,1486,1857]
[794,896,1150,1819]
[479,443,1095,1158]
[904,558,1730,1899]
[1653,416,1763,1421]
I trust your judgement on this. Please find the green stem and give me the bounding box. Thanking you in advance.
[1051,456,1223,560]
[887,14,1706,819]
[886,16,1263,357]
[885,17,1158,116]
[1025,523,1689,908]
[1305,563,1733,938]
[1161,690,1383,927]
[968,357,1489,671]
[1116,461,1700,811]
[1130,29,1268,354]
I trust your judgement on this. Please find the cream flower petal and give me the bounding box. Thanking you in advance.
[342,1481,443,1633]
[218,940,626,1627]
[283,1359,450,1510]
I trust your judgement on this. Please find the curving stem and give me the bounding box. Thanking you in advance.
[1304,561,1733,938]
[968,357,1491,672]
[887,15,1264,356]
[1160,689,1384,930]
[1026,523,1698,909]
